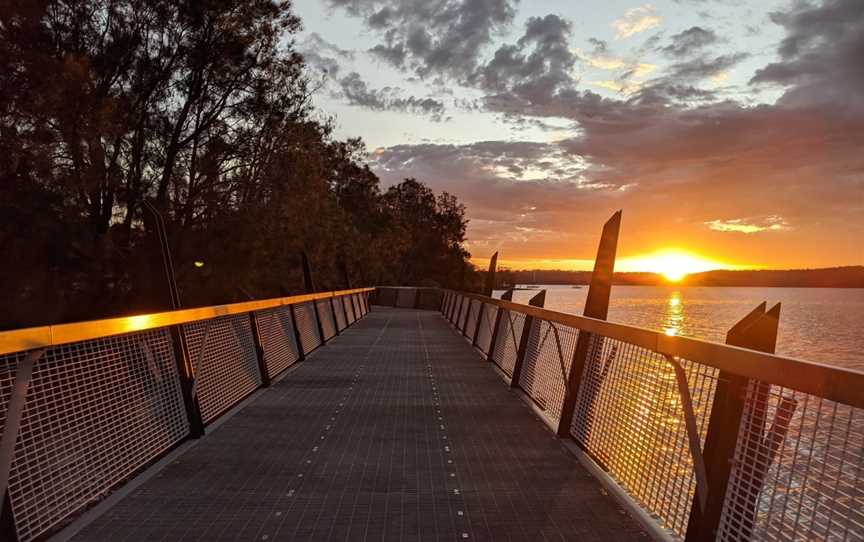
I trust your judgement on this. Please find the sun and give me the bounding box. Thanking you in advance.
[618,249,735,282]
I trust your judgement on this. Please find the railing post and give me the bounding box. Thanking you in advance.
[340,294,352,327]
[300,252,326,343]
[485,289,512,361]
[557,210,621,437]
[248,312,271,387]
[462,299,475,338]
[510,290,545,388]
[329,295,341,335]
[471,301,485,347]
[169,326,205,437]
[450,293,462,322]
[348,292,358,322]
[684,303,781,542]
[289,303,306,362]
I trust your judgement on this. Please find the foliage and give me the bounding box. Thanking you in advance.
[0,0,474,328]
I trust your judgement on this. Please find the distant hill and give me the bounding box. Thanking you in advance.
[498,266,864,288]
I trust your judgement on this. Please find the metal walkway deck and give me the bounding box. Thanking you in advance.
[69,308,648,541]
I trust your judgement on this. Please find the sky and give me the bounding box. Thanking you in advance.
[293,0,863,272]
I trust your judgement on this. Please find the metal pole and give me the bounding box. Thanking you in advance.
[143,200,181,310]
[557,211,621,437]
[486,289,511,362]
[0,348,45,532]
[329,295,341,335]
[300,252,325,345]
[248,312,271,387]
[685,303,781,542]
[510,290,546,388]
[168,325,205,437]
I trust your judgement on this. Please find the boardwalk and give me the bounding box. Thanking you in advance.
[69,307,648,541]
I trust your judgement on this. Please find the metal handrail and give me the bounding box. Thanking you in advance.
[445,290,864,410]
[0,288,375,356]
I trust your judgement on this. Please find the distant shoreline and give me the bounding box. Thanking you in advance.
[496,266,864,289]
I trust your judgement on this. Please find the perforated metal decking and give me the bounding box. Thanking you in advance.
[72,308,647,541]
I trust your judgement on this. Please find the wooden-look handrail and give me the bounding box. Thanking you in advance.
[445,290,864,409]
[0,288,374,356]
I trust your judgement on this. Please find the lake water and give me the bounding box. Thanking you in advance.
[494,285,864,371]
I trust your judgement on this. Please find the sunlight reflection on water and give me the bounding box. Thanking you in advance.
[496,285,864,370]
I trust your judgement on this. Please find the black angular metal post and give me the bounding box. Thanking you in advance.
[557,211,621,437]
[169,325,205,437]
[685,303,781,542]
[329,295,341,336]
[510,290,546,388]
[300,251,326,345]
[248,312,271,387]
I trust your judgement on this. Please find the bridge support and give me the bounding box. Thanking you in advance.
[684,303,781,542]
[510,290,546,388]
[301,251,326,347]
[557,211,621,437]
[485,288,513,361]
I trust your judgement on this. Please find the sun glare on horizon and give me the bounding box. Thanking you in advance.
[618,249,739,282]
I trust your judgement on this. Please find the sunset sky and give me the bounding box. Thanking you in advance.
[295,0,863,272]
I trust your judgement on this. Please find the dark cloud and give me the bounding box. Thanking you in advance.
[667,52,749,80]
[367,1,864,264]
[751,0,864,111]
[472,15,577,93]
[327,0,518,80]
[300,33,355,77]
[661,26,718,57]
[338,72,446,119]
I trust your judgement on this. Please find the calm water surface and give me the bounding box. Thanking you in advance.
[495,285,864,370]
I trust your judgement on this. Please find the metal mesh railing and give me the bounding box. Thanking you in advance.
[293,301,323,355]
[452,294,464,324]
[0,288,372,542]
[353,293,363,317]
[0,330,188,542]
[333,296,348,331]
[474,303,498,355]
[464,299,481,340]
[490,309,525,377]
[518,320,579,422]
[345,297,357,325]
[569,334,719,538]
[438,289,864,542]
[183,314,262,423]
[718,383,864,541]
[446,293,458,322]
[316,299,337,341]
[254,306,301,378]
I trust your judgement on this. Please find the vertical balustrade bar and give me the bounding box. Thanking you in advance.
[170,326,206,437]
[684,303,781,542]
[288,303,306,362]
[329,295,341,336]
[248,312,271,387]
[340,294,351,328]
[486,305,505,361]
[486,288,513,362]
[557,211,621,437]
[510,290,546,388]
[472,301,484,347]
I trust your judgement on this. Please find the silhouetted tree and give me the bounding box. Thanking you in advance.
[0,0,474,328]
